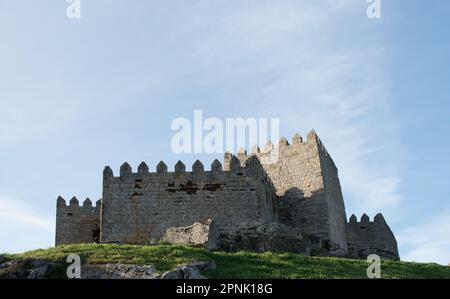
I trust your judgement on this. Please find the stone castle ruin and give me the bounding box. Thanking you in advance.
[55,130,399,260]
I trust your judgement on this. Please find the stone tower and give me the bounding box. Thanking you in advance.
[226,130,348,253]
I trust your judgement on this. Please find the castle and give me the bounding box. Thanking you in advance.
[55,130,399,260]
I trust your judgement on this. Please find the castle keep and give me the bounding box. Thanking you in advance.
[55,130,399,260]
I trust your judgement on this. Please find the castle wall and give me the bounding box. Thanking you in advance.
[230,131,348,252]
[316,135,348,251]
[346,214,399,260]
[100,157,277,245]
[55,197,100,245]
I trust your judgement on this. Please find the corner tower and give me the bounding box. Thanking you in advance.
[227,130,348,253]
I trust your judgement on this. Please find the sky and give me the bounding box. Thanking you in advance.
[0,1,449,265]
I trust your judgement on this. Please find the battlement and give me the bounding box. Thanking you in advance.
[348,213,388,226]
[57,196,101,210]
[101,157,274,199]
[103,156,270,179]
[225,130,334,168]
[346,213,399,260]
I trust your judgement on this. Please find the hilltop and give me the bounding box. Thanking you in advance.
[1,244,449,279]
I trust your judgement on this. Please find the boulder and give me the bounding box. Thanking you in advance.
[160,268,184,279]
[0,261,12,270]
[162,265,206,279]
[161,261,215,279]
[0,259,55,279]
[162,219,219,250]
[1,258,216,279]
[27,260,54,279]
[82,263,159,279]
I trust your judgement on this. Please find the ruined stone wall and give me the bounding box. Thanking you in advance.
[346,214,399,260]
[229,131,348,252]
[100,156,277,245]
[55,197,101,245]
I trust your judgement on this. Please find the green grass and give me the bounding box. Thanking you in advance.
[2,243,450,279]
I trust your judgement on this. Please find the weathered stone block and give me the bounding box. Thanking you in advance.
[162,219,219,250]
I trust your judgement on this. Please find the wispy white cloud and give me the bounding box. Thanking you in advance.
[398,209,450,265]
[0,197,54,253]
[0,197,53,231]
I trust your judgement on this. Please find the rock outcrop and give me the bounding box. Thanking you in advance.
[0,259,56,279]
[82,264,160,279]
[162,219,219,250]
[161,261,216,279]
[219,222,313,254]
[0,258,215,279]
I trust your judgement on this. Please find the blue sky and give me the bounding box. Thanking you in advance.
[0,1,449,265]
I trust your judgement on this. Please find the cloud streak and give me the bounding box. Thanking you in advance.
[0,197,53,231]
[398,209,450,265]
[0,197,54,253]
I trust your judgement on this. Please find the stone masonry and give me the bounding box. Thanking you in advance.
[55,130,400,260]
[346,214,399,260]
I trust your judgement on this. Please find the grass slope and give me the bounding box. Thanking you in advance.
[3,244,450,279]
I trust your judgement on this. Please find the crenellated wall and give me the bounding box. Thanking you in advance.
[55,196,101,245]
[227,131,348,252]
[346,214,399,260]
[100,156,277,244]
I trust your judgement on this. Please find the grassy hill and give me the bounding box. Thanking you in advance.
[2,243,449,279]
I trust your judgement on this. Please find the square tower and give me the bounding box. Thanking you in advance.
[227,130,348,253]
